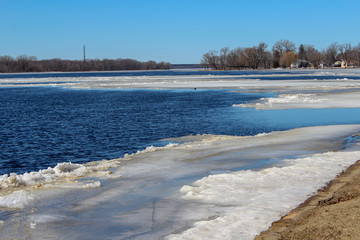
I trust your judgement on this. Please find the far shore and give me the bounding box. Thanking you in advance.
[255,159,360,240]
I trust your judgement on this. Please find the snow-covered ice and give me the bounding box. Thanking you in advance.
[0,124,359,239]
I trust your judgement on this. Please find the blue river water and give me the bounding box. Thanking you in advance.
[1,71,360,175]
[1,69,360,81]
[0,70,303,79]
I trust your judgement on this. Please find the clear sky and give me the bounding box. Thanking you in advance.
[1,0,360,64]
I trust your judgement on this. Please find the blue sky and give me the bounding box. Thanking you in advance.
[1,0,360,64]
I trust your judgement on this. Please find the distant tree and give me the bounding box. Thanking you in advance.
[0,55,170,73]
[0,55,14,73]
[15,55,38,72]
[201,50,220,70]
[226,48,247,67]
[157,61,171,69]
[279,51,298,68]
[200,54,211,70]
[322,42,339,66]
[145,60,157,70]
[272,39,296,68]
[226,48,241,66]
[219,47,229,70]
[243,43,271,69]
[272,50,281,68]
[263,51,273,69]
[354,43,360,66]
[338,43,353,63]
[201,44,271,70]
[273,40,296,56]
[304,45,321,68]
[200,39,360,69]
[256,42,271,69]
[0,55,14,64]
[298,44,306,60]
[244,47,258,69]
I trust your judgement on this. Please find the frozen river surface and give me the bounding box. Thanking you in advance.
[1,69,360,239]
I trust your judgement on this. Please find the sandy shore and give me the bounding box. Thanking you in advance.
[255,160,360,240]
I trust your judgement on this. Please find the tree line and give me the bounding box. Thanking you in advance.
[201,40,360,70]
[0,55,172,73]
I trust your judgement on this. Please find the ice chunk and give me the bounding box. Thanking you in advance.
[0,190,34,209]
[0,161,113,191]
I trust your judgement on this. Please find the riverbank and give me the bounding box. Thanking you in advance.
[255,159,360,240]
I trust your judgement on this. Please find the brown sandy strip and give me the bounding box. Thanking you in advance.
[255,160,360,240]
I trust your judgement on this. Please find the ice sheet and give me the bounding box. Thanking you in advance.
[0,125,359,239]
[168,150,360,240]
[2,69,360,91]
[236,91,360,109]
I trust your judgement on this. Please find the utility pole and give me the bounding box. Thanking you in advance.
[83,44,86,63]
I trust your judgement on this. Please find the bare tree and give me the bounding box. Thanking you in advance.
[244,47,258,69]
[256,42,270,69]
[0,55,15,73]
[219,47,229,70]
[304,45,321,68]
[338,43,353,63]
[145,60,157,70]
[242,43,271,69]
[353,43,360,67]
[322,42,339,66]
[226,48,240,66]
[227,48,247,68]
[201,51,220,70]
[273,39,296,55]
[157,61,171,69]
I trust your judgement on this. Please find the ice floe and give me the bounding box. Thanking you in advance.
[168,148,360,240]
[236,91,360,109]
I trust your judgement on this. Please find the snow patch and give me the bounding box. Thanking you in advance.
[168,150,360,240]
